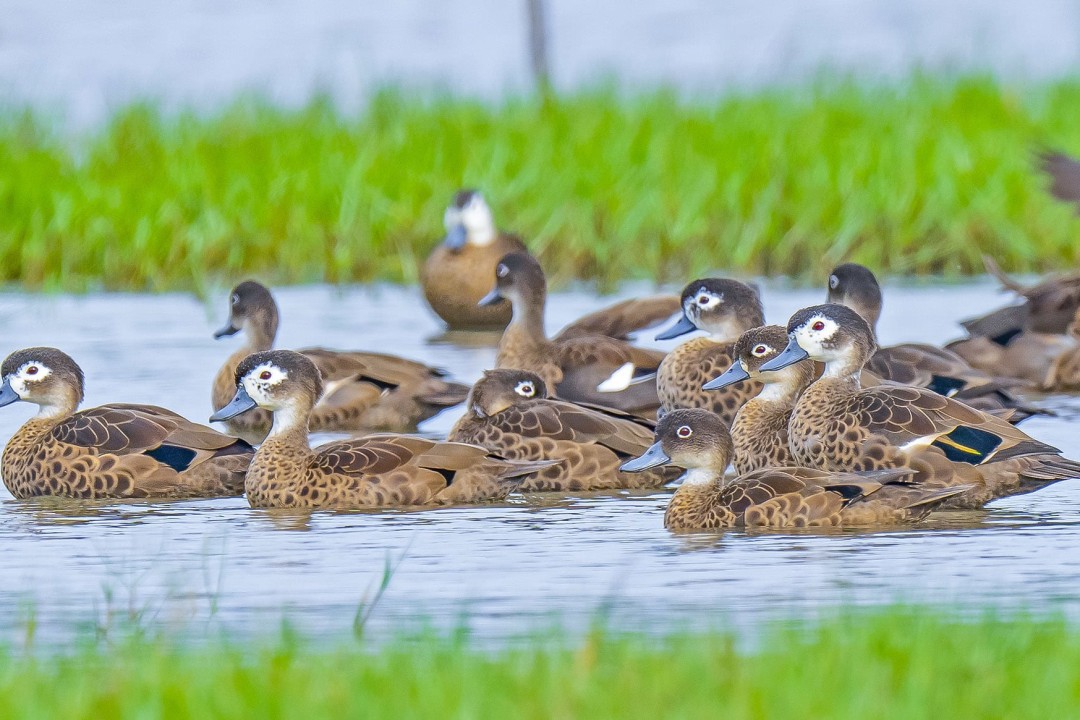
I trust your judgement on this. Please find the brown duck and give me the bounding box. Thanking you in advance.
[212,280,469,443]
[449,369,680,491]
[827,262,1042,423]
[420,190,527,330]
[703,325,815,473]
[481,252,671,416]
[758,304,1080,508]
[210,350,553,509]
[654,278,764,426]
[0,347,251,500]
[620,409,965,531]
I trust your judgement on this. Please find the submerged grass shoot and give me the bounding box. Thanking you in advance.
[3,76,1080,291]
[1,609,1078,718]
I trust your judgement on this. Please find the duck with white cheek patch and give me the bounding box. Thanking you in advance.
[210,350,557,509]
[620,409,965,532]
[449,369,680,491]
[0,347,252,500]
[653,278,765,426]
[757,303,1080,509]
[420,190,531,330]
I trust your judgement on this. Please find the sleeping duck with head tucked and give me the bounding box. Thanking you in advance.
[0,347,252,500]
[211,350,555,509]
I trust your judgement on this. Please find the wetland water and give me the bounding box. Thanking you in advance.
[1,279,1079,644]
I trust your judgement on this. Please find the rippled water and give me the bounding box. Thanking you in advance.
[1,279,1079,645]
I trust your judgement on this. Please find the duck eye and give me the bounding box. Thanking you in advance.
[231,293,240,305]
[812,321,825,331]
[25,366,38,376]
[496,264,509,278]
[752,345,767,356]
[697,295,710,306]
[829,275,839,289]
[259,371,272,381]
[676,425,693,438]
[515,382,535,397]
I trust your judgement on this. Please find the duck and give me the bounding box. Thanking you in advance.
[702,325,814,473]
[0,347,252,500]
[756,303,1080,508]
[212,280,469,443]
[826,262,1042,423]
[653,278,764,426]
[1041,308,1080,391]
[420,189,528,330]
[449,368,680,491]
[619,409,966,531]
[481,252,670,416]
[210,350,555,509]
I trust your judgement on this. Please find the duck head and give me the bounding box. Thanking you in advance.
[703,324,814,399]
[210,349,323,435]
[443,189,496,252]
[466,368,548,418]
[760,304,876,379]
[826,263,882,334]
[0,347,85,418]
[478,252,546,311]
[655,278,764,341]
[620,409,733,483]
[214,280,280,349]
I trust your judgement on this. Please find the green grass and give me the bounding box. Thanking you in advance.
[4,75,1080,291]
[3,609,1079,718]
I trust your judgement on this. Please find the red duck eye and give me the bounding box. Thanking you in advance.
[753,345,767,355]
[812,321,825,331]
[25,366,38,375]
[259,371,272,380]
[676,425,693,438]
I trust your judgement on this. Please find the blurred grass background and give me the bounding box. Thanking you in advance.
[2,74,1080,292]
[2,609,1077,718]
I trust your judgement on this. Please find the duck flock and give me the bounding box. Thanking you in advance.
[3,179,1080,532]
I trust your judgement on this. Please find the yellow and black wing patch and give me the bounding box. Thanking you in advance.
[931,426,1003,464]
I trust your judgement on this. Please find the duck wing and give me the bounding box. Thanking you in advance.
[556,295,680,341]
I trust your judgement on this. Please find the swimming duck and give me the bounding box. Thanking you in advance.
[481,252,669,416]
[210,350,554,508]
[827,263,1042,422]
[757,304,1080,508]
[620,409,965,531]
[703,325,814,473]
[213,280,469,443]
[653,278,764,425]
[449,369,680,491]
[420,190,528,330]
[0,347,251,500]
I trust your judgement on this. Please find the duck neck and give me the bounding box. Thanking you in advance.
[679,465,725,488]
[244,314,277,352]
[506,290,547,342]
[266,399,313,445]
[821,358,863,388]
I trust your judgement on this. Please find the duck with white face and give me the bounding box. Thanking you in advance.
[210,350,556,509]
[420,189,529,331]
[755,303,1080,509]
[0,346,252,500]
[619,408,964,531]
[448,368,679,492]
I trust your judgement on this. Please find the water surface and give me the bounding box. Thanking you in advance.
[1,279,1079,644]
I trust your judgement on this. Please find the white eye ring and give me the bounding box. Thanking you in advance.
[829,275,839,290]
[231,293,240,305]
[676,425,693,438]
[496,264,509,278]
[514,381,535,397]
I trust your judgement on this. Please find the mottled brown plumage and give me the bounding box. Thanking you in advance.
[620,409,963,532]
[655,278,765,425]
[449,369,678,491]
[827,263,1042,422]
[212,280,468,443]
[421,190,526,330]
[766,304,1080,508]
[213,351,551,509]
[0,348,251,500]
[959,253,1080,341]
[486,253,667,416]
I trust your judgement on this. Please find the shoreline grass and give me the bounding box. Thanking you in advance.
[3,76,1080,292]
[1,609,1078,718]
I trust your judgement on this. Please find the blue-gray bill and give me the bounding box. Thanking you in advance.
[0,378,20,408]
[757,337,810,372]
[209,385,258,422]
[477,288,504,307]
[213,323,240,339]
[443,223,468,251]
[654,313,697,341]
[702,362,750,391]
[620,442,671,472]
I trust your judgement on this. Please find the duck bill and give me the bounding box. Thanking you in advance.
[758,337,810,372]
[209,385,258,422]
[213,322,241,339]
[620,442,671,472]
[443,223,468,251]
[654,313,697,341]
[703,362,750,391]
[477,287,504,307]
[0,378,20,408]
